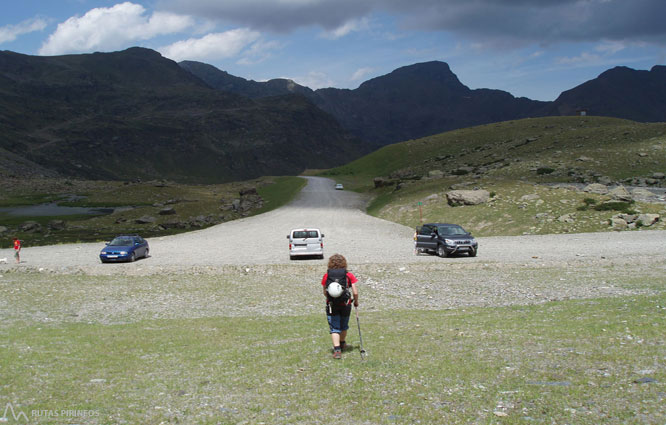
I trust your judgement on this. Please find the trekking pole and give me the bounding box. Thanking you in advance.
[354,302,367,360]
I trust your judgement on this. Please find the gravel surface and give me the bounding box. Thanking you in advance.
[1,176,664,325]
[1,176,665,275]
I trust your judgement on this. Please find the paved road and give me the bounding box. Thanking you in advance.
[1,176,664,271]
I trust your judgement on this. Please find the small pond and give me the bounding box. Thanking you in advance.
[0,203,131,217]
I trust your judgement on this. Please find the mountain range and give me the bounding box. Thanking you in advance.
[1,47,665,182]
[182,60,666,145]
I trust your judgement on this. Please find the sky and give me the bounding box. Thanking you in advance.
[1,0,665,101]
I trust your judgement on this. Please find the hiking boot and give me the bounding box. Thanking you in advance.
[332,350,342,359]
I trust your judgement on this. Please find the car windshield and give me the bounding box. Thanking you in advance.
[293,231,319,238]
[109,237,134,246]
[436,225,467,236]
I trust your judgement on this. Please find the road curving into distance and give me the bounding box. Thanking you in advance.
[1,176,665,272]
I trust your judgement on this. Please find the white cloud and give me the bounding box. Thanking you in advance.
[292,71,335,89]
[595,41,627,55]
[556,51,602,66]
[159,29,261,62]
[320,17,369,39]
[38,2,194,55]
[0,17,48,44]
[351,67,373,81]
[236,39,283,65]
[556,40,636,67]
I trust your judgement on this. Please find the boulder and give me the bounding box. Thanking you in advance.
[617,214,638,224]
[0,225,8,234]
[631,188,658,201]
[161,221,188,229]
[428,170,444,179]
[48,220,66,231]
[452,166,474,175]
[239,187,258,197]
[583,183,609,195]
[19,221,42,232]
[609,185,633,202]
[159,207,177,215]
[373,177,395,188]
[637,214,660,227]
[557,213,576,223]
[135,216,156,224]
[520,194,541,202]
[610,217,628,230]
[446,190,490,206]
[652,172,665,180]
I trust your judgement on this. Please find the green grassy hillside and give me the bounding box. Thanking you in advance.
[322,116,666,236]
[0,176,306,247]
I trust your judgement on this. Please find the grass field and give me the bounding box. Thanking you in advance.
[1,264,664,424]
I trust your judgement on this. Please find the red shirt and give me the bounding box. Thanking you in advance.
[321,271,358,287]
[321,271,358,305]
[14,240,21,250]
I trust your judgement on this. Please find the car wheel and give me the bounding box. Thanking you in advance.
[144,248,149,259]
[437,245,448,258]
[130,252,136,262]
[469,247,477,257]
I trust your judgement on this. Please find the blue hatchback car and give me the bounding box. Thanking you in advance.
[100,235,149,263]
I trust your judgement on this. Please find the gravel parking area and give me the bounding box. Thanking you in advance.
[1,176,664,275]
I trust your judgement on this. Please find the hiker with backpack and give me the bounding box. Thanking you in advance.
[321,253,359,359]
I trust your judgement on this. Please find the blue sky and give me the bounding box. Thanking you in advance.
[1,0,665,101]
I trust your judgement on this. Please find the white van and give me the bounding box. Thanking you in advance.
[287,228,324,260]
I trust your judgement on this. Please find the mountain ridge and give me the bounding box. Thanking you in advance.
[182,59,666,145]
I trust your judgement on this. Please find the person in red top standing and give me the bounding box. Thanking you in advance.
[13,238,21,264]
[321,253,359,359]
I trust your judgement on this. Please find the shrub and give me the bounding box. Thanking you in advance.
[593,201,636,214]
[578,197,598,211]
[536,167,555,175]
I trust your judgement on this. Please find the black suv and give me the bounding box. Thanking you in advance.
[415,223,478,257]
